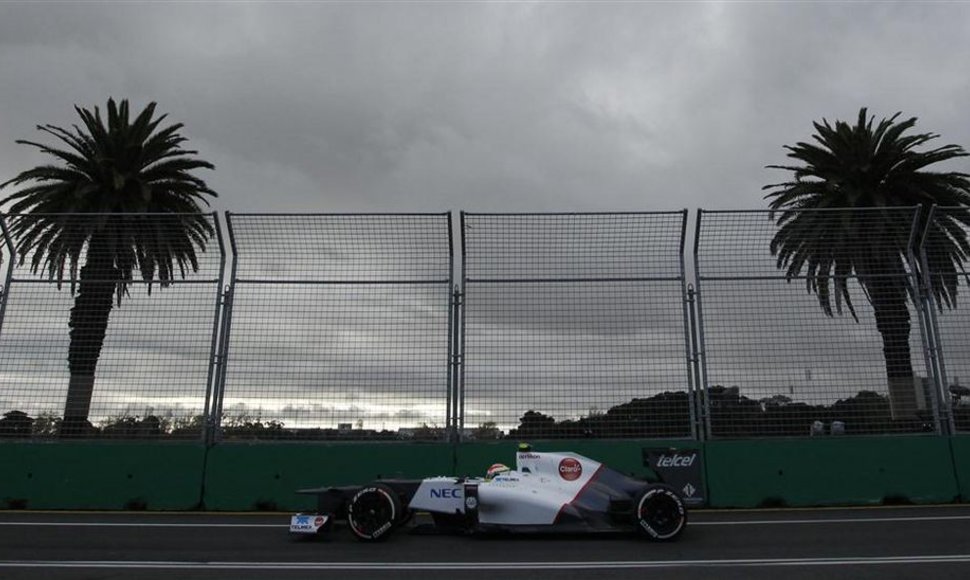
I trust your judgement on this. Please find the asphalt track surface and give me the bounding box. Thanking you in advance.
[2,506,969,579]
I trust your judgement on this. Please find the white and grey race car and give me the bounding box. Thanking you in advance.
[289,445,687,542]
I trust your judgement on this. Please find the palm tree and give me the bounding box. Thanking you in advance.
[0,98,217,436]
[764,108,970,420]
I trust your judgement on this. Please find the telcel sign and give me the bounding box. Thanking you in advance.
[655,453,697,468]
[643,447,706,507]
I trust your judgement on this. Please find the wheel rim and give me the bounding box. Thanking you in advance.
[640,492,683,537]
[350,489,395,537]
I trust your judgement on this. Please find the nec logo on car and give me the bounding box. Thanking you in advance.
[430,488,462,499]
[656,453,696,468]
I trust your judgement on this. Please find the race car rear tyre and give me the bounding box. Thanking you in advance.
[347,483,403,542]
[635,485,687,541]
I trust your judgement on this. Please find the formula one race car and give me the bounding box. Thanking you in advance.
[289,445,687,542]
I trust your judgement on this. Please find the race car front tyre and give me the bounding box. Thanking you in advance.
[634,485,687,542]
[347,483,403,542]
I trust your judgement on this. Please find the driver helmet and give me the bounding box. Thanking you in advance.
[486,463,511,480]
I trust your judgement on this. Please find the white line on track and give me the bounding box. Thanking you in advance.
[3,514,970,528]
[0,522,281,528]
[690,515,970,526]
[2,555,970,570]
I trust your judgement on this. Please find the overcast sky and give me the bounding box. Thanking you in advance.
[2,2,970,432]
[2,2,970,214]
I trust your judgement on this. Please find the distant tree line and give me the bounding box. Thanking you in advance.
[5,385,968,440]
[508,386,949,439]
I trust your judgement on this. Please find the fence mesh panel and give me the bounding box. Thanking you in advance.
[461,212,693,440]
[0,213,223,440]
[921,206,970,432]
[218,214,452,441]
[3,208,965,443]
[695,208,937,437]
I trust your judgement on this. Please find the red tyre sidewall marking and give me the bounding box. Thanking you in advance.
[349,487,396,539]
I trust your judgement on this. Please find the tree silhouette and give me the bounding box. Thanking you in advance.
[764,108,970,418]
[0,99,217,436]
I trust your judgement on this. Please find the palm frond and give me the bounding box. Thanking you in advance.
[0,98,218,299]
[764,107,970,317]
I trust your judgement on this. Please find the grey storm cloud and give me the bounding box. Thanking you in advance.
[3,2,970,214]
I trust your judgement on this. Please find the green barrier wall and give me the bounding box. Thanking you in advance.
[3,437,966,511]
[0,442,206,510]
[202,442,455,511]
[706,436,961,508]
[949,435,970,501]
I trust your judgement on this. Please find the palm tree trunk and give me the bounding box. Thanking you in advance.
[61,240,118,437]
[867,276,918,419]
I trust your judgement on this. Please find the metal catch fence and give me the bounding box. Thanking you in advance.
[694,208,937,437]
[215,214,453,441]
[0,208,967,442]
[0,213,224,439]
[460,212,695,440]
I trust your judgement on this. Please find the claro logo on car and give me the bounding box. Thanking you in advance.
[558,457,583,481]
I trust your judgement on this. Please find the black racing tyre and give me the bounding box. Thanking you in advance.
[634,485,687,541]
[347,483,403,542]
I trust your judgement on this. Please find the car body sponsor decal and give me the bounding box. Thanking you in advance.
[558,457,583,481]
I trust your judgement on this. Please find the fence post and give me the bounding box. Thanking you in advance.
[0,215,14,346]
[691,210,713,439]
[917,205,955,435]
[449,285,464,443]
[678,210,700,440]
[208,211,240,444]
[920,291,951,435]
[202,213,228,446]
[457,211,469,440]
[686,284,704,441]
[903,206,942,434]
[445,210,460,443]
